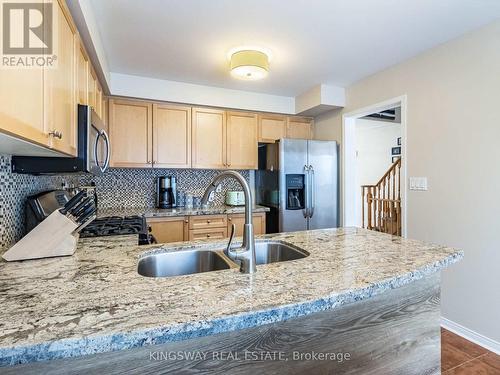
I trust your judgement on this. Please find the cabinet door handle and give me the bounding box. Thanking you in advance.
[49,130,63,139]
[228,217,232,221]
[207,220,211,224]
[206,234,211,238]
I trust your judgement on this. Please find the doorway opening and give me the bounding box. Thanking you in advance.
[342,96,407,237]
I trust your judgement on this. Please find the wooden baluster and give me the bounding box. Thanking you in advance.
[384,201,388,233]
[367,188,372,230]
[378,184,382,232]
[372,187,375,230]
[397,161,401,202]
[361,186,365,228]
[387,201,394,234]
[391,169,395,201]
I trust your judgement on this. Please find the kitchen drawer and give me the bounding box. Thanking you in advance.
[188,214,227,230]
[188,228,228,241]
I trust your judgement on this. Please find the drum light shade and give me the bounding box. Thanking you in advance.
[230,50,269,80]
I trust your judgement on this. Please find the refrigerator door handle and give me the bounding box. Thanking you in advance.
[309,165,315,218]
[303,165,310,218]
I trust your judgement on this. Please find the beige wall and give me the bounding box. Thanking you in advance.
[314,20,500,343]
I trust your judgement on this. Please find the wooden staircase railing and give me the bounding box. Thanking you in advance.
[361,158,401,236]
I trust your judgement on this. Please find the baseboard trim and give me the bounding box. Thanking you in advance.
[441,317,500,355]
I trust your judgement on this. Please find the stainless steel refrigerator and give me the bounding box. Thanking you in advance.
[255,139,338,233]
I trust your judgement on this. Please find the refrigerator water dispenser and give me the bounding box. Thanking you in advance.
[285,174,305,210]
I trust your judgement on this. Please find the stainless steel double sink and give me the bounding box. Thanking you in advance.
[138,241,309,278]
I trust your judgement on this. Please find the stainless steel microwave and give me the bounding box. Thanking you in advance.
[12,105,110,175]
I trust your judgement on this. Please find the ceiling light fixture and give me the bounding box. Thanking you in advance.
[230,49,269,80]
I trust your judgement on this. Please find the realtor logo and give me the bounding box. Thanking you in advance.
[1,0,57,68]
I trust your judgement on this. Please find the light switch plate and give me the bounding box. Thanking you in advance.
[409,177,428,191]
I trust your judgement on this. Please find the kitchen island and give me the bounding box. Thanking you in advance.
[0,228,462,374]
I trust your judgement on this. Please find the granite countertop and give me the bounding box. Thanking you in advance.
[96,204,270,218]
[0,228,463,366]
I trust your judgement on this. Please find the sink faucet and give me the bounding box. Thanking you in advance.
[201,170,256,274]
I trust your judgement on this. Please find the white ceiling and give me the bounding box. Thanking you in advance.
[89,0,500,96]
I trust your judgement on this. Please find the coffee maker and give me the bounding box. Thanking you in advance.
[156,176,177,208]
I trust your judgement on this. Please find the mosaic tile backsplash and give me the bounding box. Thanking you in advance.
[0,154,248,251]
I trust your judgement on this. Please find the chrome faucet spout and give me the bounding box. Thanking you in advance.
[201,171,256,274]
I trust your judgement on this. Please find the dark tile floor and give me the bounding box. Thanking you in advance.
[442,328,500,374]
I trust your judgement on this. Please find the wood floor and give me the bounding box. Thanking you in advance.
[441,328,500,374]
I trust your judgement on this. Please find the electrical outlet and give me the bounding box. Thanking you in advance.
[208,191,216,202]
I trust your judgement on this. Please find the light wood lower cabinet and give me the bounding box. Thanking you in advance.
[148,213,266,244]
[227,212,266,237]
[148,217,188,244]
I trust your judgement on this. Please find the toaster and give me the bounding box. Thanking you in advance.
[225,190,245,206]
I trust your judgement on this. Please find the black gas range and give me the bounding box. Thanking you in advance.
[79,215,156,245]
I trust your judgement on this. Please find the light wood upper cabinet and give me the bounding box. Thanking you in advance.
[109,99,153,168]
[43,0,77,156]
[192,108,226,169]
[103,100,317,169]
[0,0,108,157]
[76,40,89,105]
[88,67,97,111]
[258,114,286,143]
[95,81,103,118]
[101,98,108,133]
[286,117,313,139]
[0,64,47,147]
[226,111,258,169]
[153,104,191,168]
